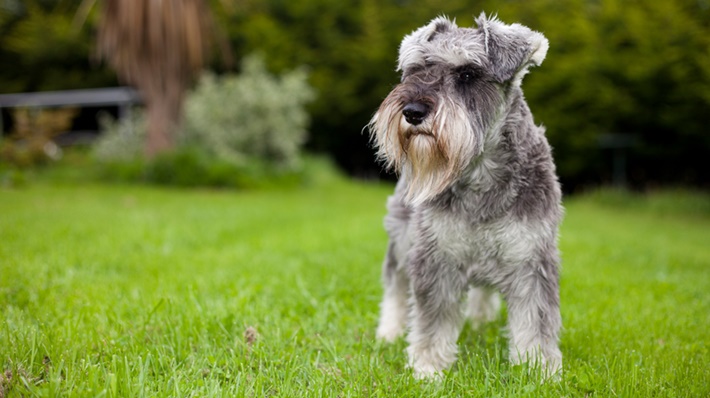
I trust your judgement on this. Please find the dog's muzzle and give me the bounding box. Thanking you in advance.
[402,102,430,126]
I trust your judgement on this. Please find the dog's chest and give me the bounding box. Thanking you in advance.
[426,210,500,263]
[422,207,545,271]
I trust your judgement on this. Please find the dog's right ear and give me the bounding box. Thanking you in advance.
[476,13,548,85]
[398,16,458,72]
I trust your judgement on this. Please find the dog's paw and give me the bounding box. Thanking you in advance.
[541,357,563,382]
[406,344,455,381]
[406,359,445,381]
[510,348,562,382]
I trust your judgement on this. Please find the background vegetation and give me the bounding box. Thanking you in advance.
[1,0,708,190]
[90,55,315,189]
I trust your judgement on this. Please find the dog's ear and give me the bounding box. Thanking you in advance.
[398,16,458,72]
[475,13,548,85]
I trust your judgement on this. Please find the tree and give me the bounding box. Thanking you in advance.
[221,0,710,189]
[483,0,710,188]
[0,0,116,94]
[91,0,218,156]
[2,0,709,189]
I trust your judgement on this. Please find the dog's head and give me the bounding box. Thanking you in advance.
[369,14,548,206]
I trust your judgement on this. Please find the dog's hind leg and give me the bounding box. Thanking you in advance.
[376,241,410,342]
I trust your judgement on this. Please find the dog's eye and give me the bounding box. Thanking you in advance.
[456,67,482,85]
[459,72,474,82]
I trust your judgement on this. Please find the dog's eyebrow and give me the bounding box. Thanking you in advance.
[453,64,485,75]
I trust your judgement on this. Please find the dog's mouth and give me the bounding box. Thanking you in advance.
[400,128,436,152]
[402,129,434,140]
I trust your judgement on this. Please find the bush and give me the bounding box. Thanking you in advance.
[0,107,77,167]
[92,54,316,188]
[92,110,146,163]
[142,149,298,189]
[0,164,27,188]
[181,55,315,170]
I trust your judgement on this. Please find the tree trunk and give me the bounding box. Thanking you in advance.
[145,102,173,157]
[95,0,220,159]
[144,87,183,157]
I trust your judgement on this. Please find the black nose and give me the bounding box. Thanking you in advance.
[402,102,429,126]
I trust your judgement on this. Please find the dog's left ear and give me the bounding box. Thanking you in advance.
[475,13,549,85]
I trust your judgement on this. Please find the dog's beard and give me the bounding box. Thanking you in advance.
[369,96,480,206]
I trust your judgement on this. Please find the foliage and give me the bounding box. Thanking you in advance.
[93,0,223,156]
[0,0,116,93]
[181,55,315,170]
[0,107,77,166]
[0,163,27,188]
[1,0,709,189]
[484,0,710,188]
[217,0,710,189]
[92,110,146,162]
[142,149,306,189]
[91,55,315,188]
[1,181,708,396]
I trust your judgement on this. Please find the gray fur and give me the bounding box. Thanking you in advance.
[368,14,562,379]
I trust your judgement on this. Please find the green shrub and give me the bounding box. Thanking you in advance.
[0,164,27,188]
[92,54,317,188]
[95,147,308,190]
[92,111,146,163]
[142,149,262,189]
[181,55,315,170]
[0,107,77,167]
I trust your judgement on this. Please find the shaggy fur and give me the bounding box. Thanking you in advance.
[368,13,562,379]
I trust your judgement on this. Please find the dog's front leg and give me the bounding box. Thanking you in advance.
[406,251,466,379]
[504,262,563,377]
[376,242,410,342]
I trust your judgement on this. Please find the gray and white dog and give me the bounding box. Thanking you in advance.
[368,13,562,379]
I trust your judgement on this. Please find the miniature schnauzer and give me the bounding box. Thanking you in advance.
[368,13,562,379]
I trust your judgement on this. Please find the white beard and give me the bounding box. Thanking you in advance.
[369,96,481,206]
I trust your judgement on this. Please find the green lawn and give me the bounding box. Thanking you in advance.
[1,179,708,397]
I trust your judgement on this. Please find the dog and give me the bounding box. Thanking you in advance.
[368,13,562,379]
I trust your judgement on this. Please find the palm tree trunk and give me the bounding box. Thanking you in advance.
[94,0,220,158]
[145,98,176,157]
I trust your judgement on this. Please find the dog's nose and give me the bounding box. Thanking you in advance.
[402,102,429,126]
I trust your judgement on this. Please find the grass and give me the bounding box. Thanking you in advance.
[1,176,708,397]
